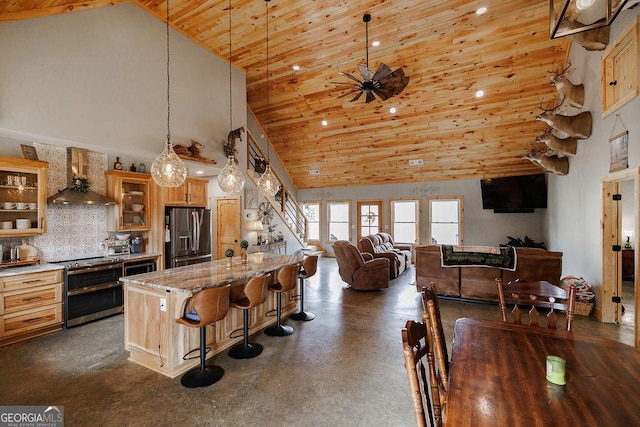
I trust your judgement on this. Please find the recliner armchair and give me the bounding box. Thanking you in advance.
[333,240,390,290]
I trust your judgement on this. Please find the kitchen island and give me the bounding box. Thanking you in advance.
[121,253,303,378]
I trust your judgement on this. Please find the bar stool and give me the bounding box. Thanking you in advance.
[264,263,300,336]
[176,284,231,388]
[228,273,271,359]
[290,255,318,321]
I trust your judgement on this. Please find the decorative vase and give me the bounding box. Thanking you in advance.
[226,257,233,268]
[241,249,248,264]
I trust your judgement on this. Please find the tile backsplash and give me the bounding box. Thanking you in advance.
[0,142,111,262]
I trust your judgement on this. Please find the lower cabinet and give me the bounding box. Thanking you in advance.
[0,269,63,346]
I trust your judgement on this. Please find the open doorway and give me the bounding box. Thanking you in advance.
[601,167,639,348]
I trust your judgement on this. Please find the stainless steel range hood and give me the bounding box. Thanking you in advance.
[47,147,117,205]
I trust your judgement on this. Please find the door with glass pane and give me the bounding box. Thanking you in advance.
[357,201,382,241]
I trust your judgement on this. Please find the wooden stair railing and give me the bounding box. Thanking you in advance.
[246,131,307,245]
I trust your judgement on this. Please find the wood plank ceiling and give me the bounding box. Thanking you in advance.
[0,0,572,189]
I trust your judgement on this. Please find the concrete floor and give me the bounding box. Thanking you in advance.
[0,258,635,426]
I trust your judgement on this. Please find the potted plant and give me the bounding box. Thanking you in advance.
[240,240,249,263]
[225,248,234,268]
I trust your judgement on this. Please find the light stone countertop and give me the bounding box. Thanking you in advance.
[121,253,304,294]
[0,262,64,278]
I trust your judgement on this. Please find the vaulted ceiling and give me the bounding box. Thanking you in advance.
[1,0,574,189]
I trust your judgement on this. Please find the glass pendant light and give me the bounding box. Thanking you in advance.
[218,0,245,193]
[151,0,187,188]
[257,0,281,198]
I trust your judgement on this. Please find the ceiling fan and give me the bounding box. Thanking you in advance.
[332,13,409,104]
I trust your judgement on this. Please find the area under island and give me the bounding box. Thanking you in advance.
[121,253,304,378]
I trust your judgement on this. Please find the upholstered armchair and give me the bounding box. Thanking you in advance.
[358,234,406,278]
[333,240,390,290]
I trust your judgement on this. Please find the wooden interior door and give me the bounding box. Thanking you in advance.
[216,196,241,259]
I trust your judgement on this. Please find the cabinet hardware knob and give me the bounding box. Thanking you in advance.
[609,80,617,86]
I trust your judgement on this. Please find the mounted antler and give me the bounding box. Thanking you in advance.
[535,97,592,139]
[550,62,584,109]
[524,147,569,176]
[536,129,578,157]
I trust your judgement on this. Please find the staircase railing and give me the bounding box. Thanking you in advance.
[246,132,307,244]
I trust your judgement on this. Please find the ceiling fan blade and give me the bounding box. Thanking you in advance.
[331,81,360,87]
[338,72,364,84]
[374,87,394,101]
[365,92,376,103]
[378,68,410,96]
[350,91,364,102]
[371,63,393,82]
[338,89,360,99]
[358,64,372,82]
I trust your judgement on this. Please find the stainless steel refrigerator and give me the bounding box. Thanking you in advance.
[165,207,212,269]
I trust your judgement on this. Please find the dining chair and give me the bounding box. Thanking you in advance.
[401,319,442,427]
[495,278,577,331]
[421,283,449,392]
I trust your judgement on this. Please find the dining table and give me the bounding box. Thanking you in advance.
[445,318,640,426]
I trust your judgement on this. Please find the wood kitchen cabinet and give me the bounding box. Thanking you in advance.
[0,156,48,236]
[0,268,64,347]
[163,177,208,207]
[105,170,152,232]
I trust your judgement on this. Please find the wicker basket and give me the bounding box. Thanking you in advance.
[574,301,594,316]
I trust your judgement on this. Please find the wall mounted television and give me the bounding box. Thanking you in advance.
[480,174,547,213]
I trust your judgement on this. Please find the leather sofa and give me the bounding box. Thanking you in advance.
[358,233,412,278]
[333,240,390,290]
[415,245,563,302]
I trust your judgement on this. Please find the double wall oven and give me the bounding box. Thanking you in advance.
[54,257,156,327]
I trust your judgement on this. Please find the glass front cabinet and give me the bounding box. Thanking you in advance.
[0,157,48,236]
[105,170,151,232]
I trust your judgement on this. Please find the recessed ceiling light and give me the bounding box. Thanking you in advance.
[372,40,380,47]
[321,120,328,126]
[409,159,424,166]
[476,7,487,15]
[292,65,300,71]
[196,170,204,175]
[309,169,320,175]
[475,89,485,98]
[389,107,397,114]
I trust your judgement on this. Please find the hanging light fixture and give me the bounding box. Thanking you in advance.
[257,0,281,198]
[151,0,187,188]
[217,0,245,193]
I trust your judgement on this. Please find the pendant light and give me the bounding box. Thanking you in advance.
[257,0,281,198]
[151,0,187,188]
[217,0,245,193]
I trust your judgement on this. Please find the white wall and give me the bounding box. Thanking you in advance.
[0,3,246,171]
[547,9,640,308]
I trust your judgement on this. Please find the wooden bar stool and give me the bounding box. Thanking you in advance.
[228,273,271,359]
[176,284,231,388]
[264,263,300,336]
[290,255,318,321]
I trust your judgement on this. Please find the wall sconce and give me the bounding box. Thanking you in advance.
[550,0,629,38]
[624,229,633,248]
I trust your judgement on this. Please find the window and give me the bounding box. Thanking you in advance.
[429,197,463,245]
[357,201,382,240]
[327,201,351,241]
[301,201,321,242]
[391,199,420,244]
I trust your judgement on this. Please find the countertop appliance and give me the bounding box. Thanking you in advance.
[53,257,125,328]
[165,207,212,269]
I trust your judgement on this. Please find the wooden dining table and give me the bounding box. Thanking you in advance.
[445,318,640,426]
